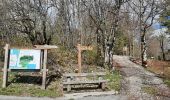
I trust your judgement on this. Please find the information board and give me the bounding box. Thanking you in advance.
[9,49,41,69]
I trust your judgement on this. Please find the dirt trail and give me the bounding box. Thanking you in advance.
[113,55,170,100]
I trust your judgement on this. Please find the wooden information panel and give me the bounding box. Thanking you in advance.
[2,44,58,89]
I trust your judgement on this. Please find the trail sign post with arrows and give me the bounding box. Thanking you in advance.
[77,44,93,73]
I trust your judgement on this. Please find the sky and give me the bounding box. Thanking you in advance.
[152,23,166,29]
[151,16,169,37]
[152,16,170,30]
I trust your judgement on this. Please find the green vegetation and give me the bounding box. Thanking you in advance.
[0,72,62,97]
[164,79,170,88]
[69,99,75,100]
[114,31,128,55]
[83,50,98,65]
[0,85,60,97]
[160,0,170,33]
[105,70,121,91]
[141,86,158,95]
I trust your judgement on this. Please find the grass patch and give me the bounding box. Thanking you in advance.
[0,85,59,97]
[164,79,170,88]
[105,70,121,91]
[141,86,157,95]
[0,72,62,97]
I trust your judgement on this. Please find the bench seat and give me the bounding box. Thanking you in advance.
[63,80,107,85]
[63,72,106,77]
[63,72,108,92]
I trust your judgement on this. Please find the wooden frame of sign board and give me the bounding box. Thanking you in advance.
[2,44,58,89]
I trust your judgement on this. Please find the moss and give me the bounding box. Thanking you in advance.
[141,86,158,95]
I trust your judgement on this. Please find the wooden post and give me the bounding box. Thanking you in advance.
[77,44,82,73]
[34,45,58,89]
[2,44,9,88]
[42,49,47,89]
[67,77,71,92]
[40,50,43,69]
[77,44,93,73]
[101,82,106,90]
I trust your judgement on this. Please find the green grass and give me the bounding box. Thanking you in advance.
[164,79,170,88]
[141,86,158,95]
[0,85,60,97]
[0,72,63,97]
[104,70,121,91]
[0,69,122,97]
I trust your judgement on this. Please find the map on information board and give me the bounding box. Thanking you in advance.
[9,49,41,69]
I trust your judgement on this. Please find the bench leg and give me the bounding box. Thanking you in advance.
[101,83,106,90]
[67,85,71,92]
[66,77,71,92]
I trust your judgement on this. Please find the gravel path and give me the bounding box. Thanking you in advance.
[113,55,170,100]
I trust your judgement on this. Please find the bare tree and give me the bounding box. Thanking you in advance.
[156,29,168,61]
[3,0,56,45]
[127,0,163,67]
[83,0,127,69]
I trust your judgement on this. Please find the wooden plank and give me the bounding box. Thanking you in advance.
[63,80,107,85]
[34,45,58,50]
[9,47,35,49]
[80,46,93,50]
[63,72,106,77]
[40,50,43,69]
[9,45,58,50]
[2,44,9,88]
[42,49,47,89]
[1,69,11,72]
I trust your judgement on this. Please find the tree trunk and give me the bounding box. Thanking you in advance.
[160,39,166,61]
[104,31,114,70]
[162,50,166,61]
[104,43,113,70]
[96,29,103,66]
[141,31,147,67]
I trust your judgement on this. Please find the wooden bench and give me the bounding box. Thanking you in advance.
[63,72,108,92]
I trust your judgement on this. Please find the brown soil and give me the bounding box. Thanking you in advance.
[147,60,170,79]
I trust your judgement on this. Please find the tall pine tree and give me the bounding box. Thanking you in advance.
[160,0,170,33]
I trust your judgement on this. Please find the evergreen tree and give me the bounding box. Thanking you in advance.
[160,0,170,33]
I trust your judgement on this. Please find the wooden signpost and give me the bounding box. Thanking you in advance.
[35,45,58,89]
[62,44,108,92]
[77,44,93,73]
[2,44,58,89]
